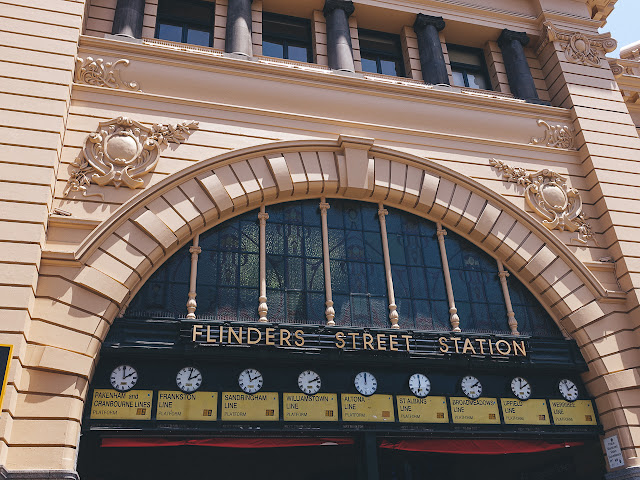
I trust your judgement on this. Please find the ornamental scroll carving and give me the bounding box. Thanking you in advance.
[530,120,575,149]
[489,159,596,245]
[537,22,617,67]
[64,117,198,199]
[75,57,140,90]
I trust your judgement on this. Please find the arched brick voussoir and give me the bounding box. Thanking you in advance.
[72,139,613,336]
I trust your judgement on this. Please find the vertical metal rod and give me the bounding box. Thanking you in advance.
[436,223,461,332]
[186,235,201,319]
[497,260,519,335]
[378,204,399,329]
[258,206,269,322]
[320,198,335,326]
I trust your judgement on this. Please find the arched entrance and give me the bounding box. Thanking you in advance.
[76,196,604,479]
[23,138,633,475]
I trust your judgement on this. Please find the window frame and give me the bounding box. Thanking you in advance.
[357,28,406,78]
[261,12,313,63]
[155,0,215,47]
[447,44,492,91]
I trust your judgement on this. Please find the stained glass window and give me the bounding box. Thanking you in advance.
[446,232,509,334]
[385,207,450,331]
[265,201,325,324]
[327,200,388,328]
[124,199,561,338]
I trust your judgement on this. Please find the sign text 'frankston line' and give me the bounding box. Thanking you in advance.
[190,324,528,358]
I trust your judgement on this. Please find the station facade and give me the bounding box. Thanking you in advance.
[1,0,640,478]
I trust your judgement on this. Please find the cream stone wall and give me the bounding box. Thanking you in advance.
[1,0,639,477]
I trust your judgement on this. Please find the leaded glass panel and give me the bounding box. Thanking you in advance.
[266,200,324,324]
[328,200,388,327]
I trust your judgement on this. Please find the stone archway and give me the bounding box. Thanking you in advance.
[15,136,639,472]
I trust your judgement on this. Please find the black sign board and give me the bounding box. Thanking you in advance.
[0,345,12,409]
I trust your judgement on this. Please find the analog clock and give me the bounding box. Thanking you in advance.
[238,368,263,394]
[354,371,377,396]
[461,375,482,399]
[298,370,321,395]
[511,376,532,401]
[408,373,431,398]
[176,367,202,393]
[558,379,579,401]
[110,365,138,392]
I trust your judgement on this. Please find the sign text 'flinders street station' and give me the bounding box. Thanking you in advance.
[189,323,528,358]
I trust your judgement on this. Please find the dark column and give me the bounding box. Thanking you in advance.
[111,0,145,38]
[323,0,356,72]
[225,0,254,57]
[413,14,449,85]
[498,29,545,104]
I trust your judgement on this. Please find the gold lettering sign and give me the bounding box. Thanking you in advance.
[341,394,395,422]
[396,396,449,423]
[500,399,550,425]
[90,389,153,420]
[221,392,279,421]
[156,391,218,421]
[438,337,526,357]
[450,397,500,424]
[550,399,597,425]
[283,393,338,421]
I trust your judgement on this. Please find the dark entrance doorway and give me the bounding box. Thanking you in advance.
[77,435,604,480]
[378,440,605,480]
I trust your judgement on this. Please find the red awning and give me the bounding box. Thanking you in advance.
[101,437,354,448]
[378,439,583,455]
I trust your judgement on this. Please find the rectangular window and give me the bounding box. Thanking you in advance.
[156,0,215,47]
[447,44,491,90]
[262,13,312,63]
[358,29,405,77]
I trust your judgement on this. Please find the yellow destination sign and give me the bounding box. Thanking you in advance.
[500,399,550,425]
[221,392,279,421]
[283,393,338,421]
[156,391,218,421]
[450,397,500,424]
[90,389,153,420]
[341,394,395,422]
[397,396,449,423]
[550,399,597,425]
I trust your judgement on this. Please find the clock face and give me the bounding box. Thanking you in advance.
[110,365,138,392]
[511,377,532,400]
[461,375,482,399]
[354,371,377,396]
[238,368,263,394]
[298,370,321,395]
[558,379,579,401]
[176,367,202,393]
[409,374,431,398]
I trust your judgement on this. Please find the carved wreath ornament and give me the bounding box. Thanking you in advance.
[64,117,198,199]
[489,159,596,245]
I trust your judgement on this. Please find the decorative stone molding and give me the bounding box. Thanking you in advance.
[537,22,617,67]
[0,467,79,480]
[75,57,140,90]
[530,119,576,149]
[489,159,596,245]
[64,117,198,198]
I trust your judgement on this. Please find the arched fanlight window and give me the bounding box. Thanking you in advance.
[125,200,561,338]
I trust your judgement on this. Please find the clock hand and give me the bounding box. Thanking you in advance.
[249,374,261,382]
[471,381,479,388]
[310,377,320,383]
[123,371,136,380]
[122,367,127,380]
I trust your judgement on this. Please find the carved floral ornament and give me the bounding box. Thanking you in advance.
[489,159,596,245]
[64,117,198,199]
[530,120,575,150]
[536,22,617,67]
[75,57,140,90]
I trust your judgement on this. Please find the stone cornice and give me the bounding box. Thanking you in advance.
[78,35,569,119]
